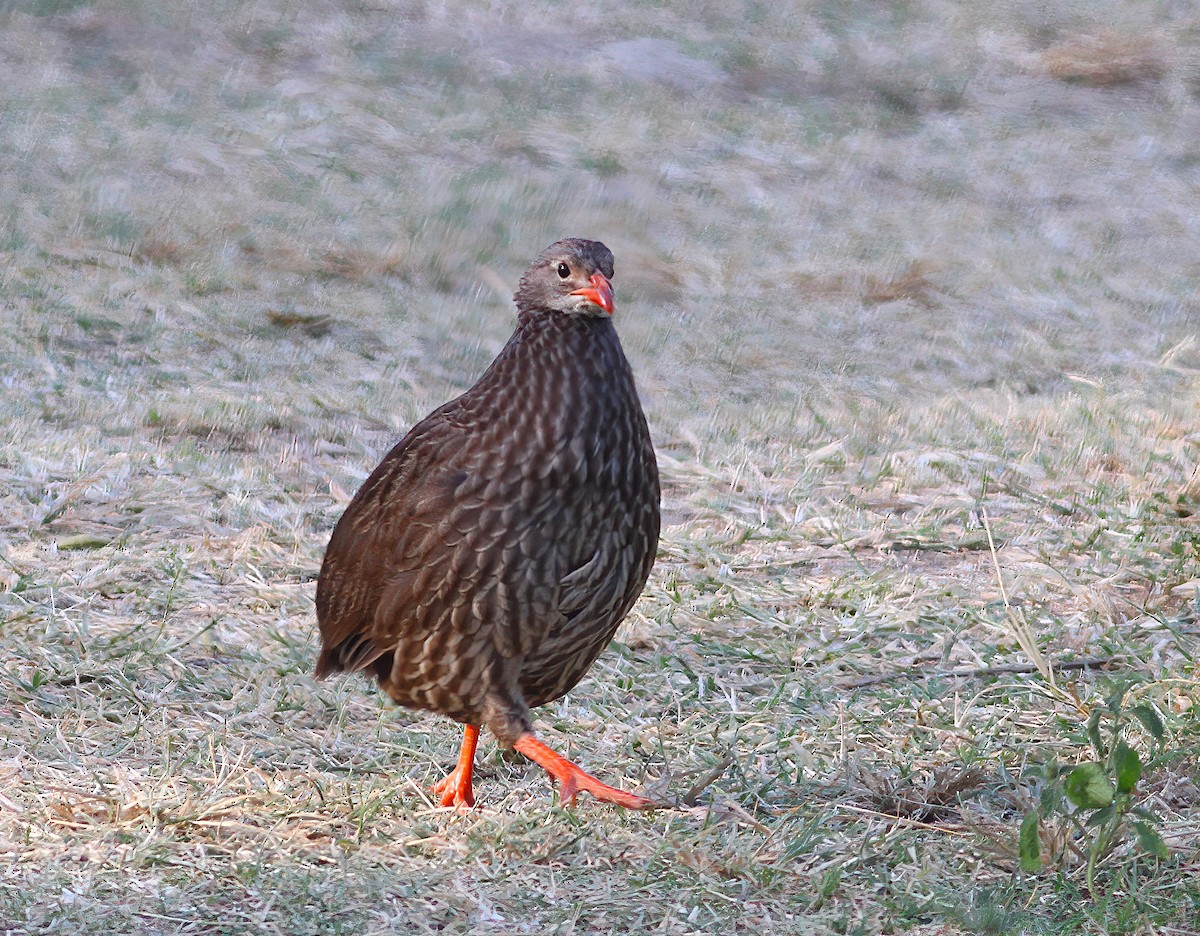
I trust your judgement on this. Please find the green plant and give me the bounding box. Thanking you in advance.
[1020,682,1169,891]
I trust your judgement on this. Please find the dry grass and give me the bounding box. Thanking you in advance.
[2,0,1200,933]
[1042,30,1172,88]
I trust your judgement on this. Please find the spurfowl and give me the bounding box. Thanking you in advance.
[315,238,660,809]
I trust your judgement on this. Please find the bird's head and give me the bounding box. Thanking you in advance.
[514,238,616,319]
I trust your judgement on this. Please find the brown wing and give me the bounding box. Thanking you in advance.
[314,402,464,677]
[314,393,569,682]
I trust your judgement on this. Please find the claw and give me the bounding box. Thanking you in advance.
[432,724,479,808]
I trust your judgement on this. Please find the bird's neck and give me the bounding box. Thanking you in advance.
[515,308,610,332]
[484,310,634,413]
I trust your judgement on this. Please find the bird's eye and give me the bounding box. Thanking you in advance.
[556,262,570,279]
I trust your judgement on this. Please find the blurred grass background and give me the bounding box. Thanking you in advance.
[2,1,1200,933]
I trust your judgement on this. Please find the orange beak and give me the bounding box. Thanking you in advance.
[569,272,614,316]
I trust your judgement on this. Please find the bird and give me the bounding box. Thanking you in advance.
[315,238,660,810]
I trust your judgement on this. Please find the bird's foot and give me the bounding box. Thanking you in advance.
[432,765,475,808]
[513,734,655,810]
[433,724,479,808]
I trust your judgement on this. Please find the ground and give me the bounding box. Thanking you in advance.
[1,1,1199,933]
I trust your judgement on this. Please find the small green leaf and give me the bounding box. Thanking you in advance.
[1040,779,1063,816]
[1086,709,1104,758]
[57,533,112,550]
[1065,763,1114,809]
[1019,810,1041,872]
[1134,821,1169,859]
[1114,741,1142,794]
[1085,803,1116,827]
[1129,704,1165,743]
[1104,680,1130,715]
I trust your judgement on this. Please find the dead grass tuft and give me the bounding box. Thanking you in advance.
[315,244,411,283]
[265,309,336,338]
[131,237,187,267]
[1042,30,1171,87]
[857,765,989,823]
[863,261,942,308]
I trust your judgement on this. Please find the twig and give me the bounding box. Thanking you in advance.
[836,655,1127,689]
[832,803,975,835]
[676,755,736,807]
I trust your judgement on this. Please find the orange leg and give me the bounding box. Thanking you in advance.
[433,724,480,808]
[514,733,654,810]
